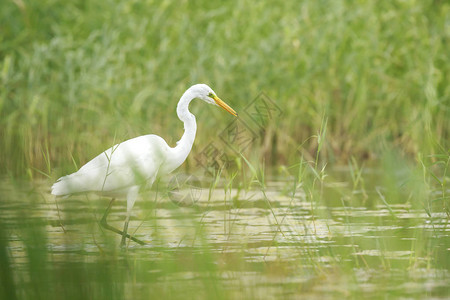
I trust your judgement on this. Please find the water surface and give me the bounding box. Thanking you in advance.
[0,173,448,299]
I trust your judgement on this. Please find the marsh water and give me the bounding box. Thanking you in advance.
[0,168,449,299]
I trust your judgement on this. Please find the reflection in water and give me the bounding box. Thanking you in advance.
[0,176,448,299]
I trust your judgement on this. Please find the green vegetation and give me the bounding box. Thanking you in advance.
[1,0,448,176]
[0,0,449,299]
[0,147,448,299]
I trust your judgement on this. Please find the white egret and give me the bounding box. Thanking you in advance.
[51,84,237,246]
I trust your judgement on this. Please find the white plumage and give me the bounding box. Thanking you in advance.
[51,84,237,246]
[52,135,168,196]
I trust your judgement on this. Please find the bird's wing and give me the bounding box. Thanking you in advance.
[53,135,171,195]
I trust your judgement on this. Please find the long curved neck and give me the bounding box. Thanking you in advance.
[170,89,197,168]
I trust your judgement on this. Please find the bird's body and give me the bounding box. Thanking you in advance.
[51,84,237,246]
[52,135,168,196]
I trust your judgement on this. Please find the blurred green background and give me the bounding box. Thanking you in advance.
[1,0,449,177]
[1,1,449,299]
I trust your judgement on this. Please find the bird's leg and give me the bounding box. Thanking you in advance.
[100,197,145,246]
[121,215,130,247]
[100,198,116,226]
[121,186,139,247]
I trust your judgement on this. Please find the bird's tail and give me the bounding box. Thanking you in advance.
[51,176,72,196]
[51,174,87,196]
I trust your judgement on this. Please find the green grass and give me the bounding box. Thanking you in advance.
[0,147,448,299]
[1,0,449,177]
[0,1,449,299]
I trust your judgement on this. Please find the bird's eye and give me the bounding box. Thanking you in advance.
[208,93,214,98]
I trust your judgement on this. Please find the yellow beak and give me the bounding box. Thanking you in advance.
[212,95,238,117]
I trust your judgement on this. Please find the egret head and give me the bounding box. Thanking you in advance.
[191,84,237,116]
